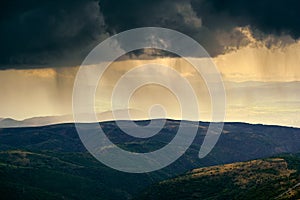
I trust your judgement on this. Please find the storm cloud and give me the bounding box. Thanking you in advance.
[1,0,300,69]
[192,0,300,38]
[0,0,107,69]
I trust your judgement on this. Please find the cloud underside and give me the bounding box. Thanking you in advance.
[0,0,300,69]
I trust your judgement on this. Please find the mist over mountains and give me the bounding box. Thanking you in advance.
[0,109,150,128]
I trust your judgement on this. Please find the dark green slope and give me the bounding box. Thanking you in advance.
[0,150,170,200]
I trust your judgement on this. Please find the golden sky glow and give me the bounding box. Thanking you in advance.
[1,41,300,127]
[215,42,300,81]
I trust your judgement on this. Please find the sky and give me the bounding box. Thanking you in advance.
[0,0,300,127]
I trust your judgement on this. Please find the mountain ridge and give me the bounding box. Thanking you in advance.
[1,119,300,199]
[1,115,299,129]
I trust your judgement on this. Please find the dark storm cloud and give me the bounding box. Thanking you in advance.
[0,0,107,69]
[100,0,300,56]
[191,0,300,38]
[100,0,242,57]
[100,0,201,34]
[1,0,300,69]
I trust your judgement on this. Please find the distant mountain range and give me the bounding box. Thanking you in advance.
[0,109,149,128]
[0,119,300,199]
[0,116,73,128]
